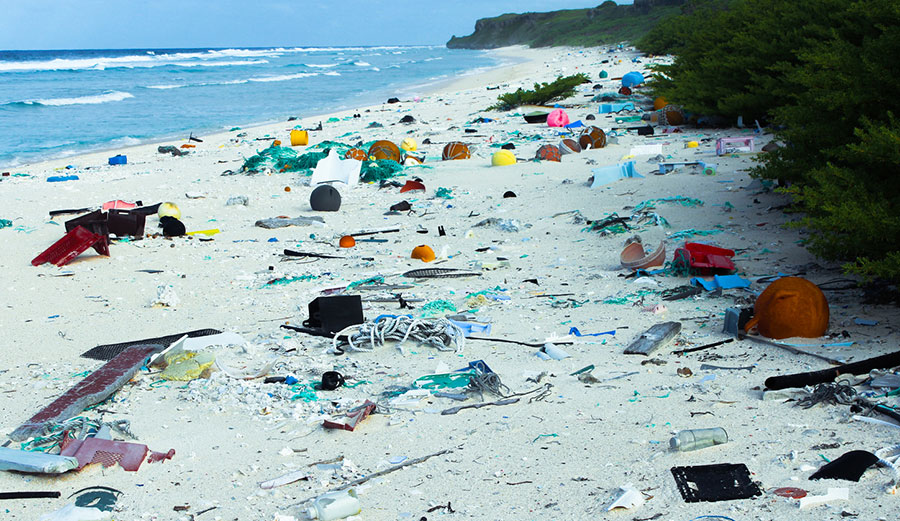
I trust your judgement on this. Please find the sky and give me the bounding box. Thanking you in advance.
[0,1,630,50]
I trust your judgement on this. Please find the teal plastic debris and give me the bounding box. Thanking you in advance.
[635,196,704,212]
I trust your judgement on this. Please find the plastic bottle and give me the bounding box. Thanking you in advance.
[669,427,728,452]
[306,488,360,520]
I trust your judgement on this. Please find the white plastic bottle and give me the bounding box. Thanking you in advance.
[306,488,360,521]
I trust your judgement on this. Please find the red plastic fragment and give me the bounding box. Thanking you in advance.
[60,434,149,471]
[773,486,807,499]
[148,448,176,463]
[673,242,736,275]
[323,400,376,432]
[31,225,106,267]
[399,180,426,193]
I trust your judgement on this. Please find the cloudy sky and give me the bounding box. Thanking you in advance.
[0,1,631,50]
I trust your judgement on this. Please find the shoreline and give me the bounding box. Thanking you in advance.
[1,47,535,173]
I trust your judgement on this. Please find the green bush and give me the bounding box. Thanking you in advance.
[638,0,900,283]
[488,73,590,111]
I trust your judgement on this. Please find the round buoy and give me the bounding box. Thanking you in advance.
[344,148,368,161]
[309,185,341,212]
[535,144,561,162]
[442,142,470,161]
[547,109,570,128]
[400,138,417,152]
[653,97,668,110]
[411,244,436,262]
[578,126,607,150]
[491,150,516,166]
[339,235,356,248]
[367,140,401,162]
[158,202,181,220]
[503,191,517,198]
[559,138,582,155]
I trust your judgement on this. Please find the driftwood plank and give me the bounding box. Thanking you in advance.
[624,322,682,356]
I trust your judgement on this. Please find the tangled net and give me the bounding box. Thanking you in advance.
[332,316,465,354]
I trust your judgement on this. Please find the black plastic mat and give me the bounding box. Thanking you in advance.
[671,463,762,503]
[80,329,221,361]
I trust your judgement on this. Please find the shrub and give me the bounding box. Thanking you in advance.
[488,73,590,111]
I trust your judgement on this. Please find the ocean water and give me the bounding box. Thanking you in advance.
[0,46,503,168]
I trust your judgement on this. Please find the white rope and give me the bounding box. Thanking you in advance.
[875,443,900,494]
[331,316,464,354]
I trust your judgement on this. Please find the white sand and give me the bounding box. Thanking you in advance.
[1,46,898,521]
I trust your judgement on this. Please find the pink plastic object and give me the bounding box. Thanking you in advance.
[716,137,755,156]
[547,109,570,128]
[323,401,376,432]
[60,434,149,471]
[102,200,137,211]
[31,226,106,267]
[673,242,735,274]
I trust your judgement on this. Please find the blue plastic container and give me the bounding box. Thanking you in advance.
[108,155,127,165]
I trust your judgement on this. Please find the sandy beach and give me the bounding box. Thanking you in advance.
[1,45,898,521]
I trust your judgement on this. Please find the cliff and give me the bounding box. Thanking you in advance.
[447,0,687,49]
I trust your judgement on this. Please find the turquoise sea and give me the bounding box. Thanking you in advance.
[0,46,502,168]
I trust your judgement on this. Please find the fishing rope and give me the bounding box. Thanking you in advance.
[332,316,464,354]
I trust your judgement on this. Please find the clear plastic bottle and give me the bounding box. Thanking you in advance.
[306,488,360,521]
[669,427,728,452]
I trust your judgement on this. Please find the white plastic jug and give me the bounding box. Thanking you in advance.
[306,488,360,520]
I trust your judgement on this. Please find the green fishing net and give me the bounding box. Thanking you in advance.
[360,160,404,182]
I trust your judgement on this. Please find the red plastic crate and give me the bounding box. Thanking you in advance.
[31,226,106,267]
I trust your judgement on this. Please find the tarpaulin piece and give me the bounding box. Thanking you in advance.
[9,345,161,441]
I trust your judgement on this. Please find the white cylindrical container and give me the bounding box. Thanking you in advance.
[306,488,360,521]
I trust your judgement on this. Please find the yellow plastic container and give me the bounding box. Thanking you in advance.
[290,130,309,147]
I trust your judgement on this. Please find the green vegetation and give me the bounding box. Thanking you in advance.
[637,0,900,283]
[488,73,591,111]
[447,2,687,49]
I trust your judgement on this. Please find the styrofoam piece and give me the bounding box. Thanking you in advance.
[629,144,663,156]
[182,331,246,351]
[798,487,849,509]
[607,483,645,511]
[39,504,111,521]
[0,446,79,474]
[310,150,360,186]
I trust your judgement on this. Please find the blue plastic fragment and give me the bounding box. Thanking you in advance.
[47,175,79,182]
[568,327,615,337]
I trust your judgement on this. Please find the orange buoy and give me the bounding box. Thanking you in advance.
[344,148,368,161]
[339,235,356,248]
[411,244,435,262]
[442,142,470,161]
[744,277,829,339]
[367,140,401,162]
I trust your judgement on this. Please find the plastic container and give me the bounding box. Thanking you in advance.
[306,488,360,520]
[670,427,728,452]
[290,130,309,147]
